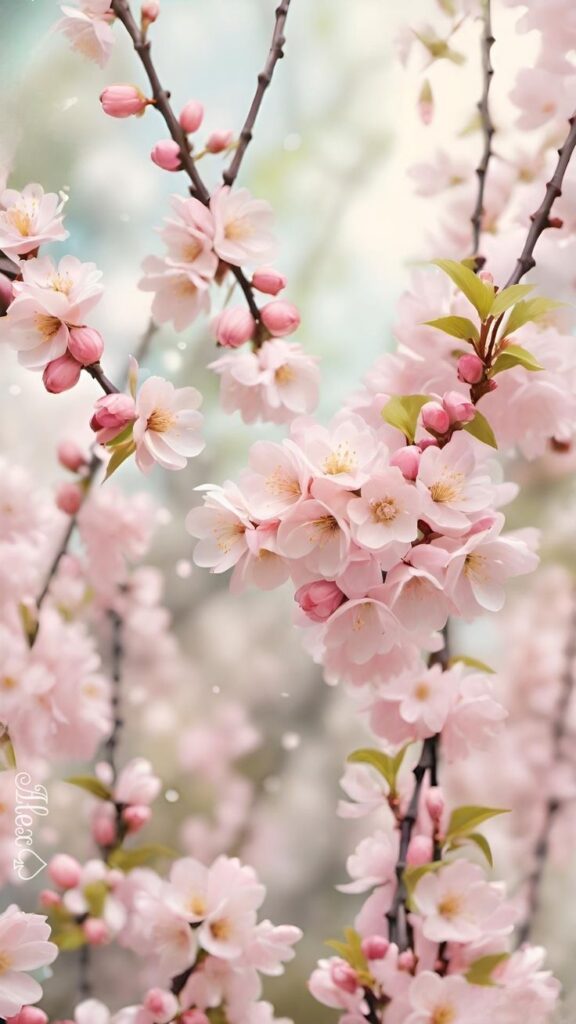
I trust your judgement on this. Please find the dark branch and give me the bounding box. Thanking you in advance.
[505,112,576,287]
[223,0,292,188]
[105,608,124,774]
[470,0,495,264]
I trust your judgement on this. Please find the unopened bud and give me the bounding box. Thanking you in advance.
[251,267,287,296]
[68,326,104,366]
[361,936,389,961]
[407,834,434,866]
[48,853,82,889]
[56,482,83,516]
[43,353,82,394]
[390,444,420,480]
[260,300,301,337]
[122,804,152,832]
[421,401,450,435]
[58,440,87,473]
[442,390,475,425]
[179,100,204,134]
[211,306,255,348]
[457,353,484,385]
[100,84,149,118]
[83,918,109,945]
[151,140,182,171]
[330,962,358,994]
[205,129,235,154]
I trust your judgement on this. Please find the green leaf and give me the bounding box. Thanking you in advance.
[0,732,16,770]
[504,296,563,337]
[463,411,497,448]
[53,925,87,951]
[445,805,509,843]
[466,832,494,867]
[106,423,135,449]
[19,602,38,646]
[491,343,544,376]
[448,654,495,674]
[424,316,479,343]
[66,776,112,801]
[433,259,494,320]
[104,440,136,481]
[381,395,430,443]
[488,284,535,318]
[83,880,109,918]
[404,861,444,903]
[466,952,509,986]
[326,929,368,974]
[347,746,409,796]
[108,843,178,871]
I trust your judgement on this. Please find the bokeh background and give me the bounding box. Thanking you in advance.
[2,1,576,1020]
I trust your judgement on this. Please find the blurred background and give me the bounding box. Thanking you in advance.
[2,0,576,1020]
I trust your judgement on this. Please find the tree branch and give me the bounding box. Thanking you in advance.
[223,0,292,188]
[470,0,495,265]
[105,608,124,774]
[505,112,576,287]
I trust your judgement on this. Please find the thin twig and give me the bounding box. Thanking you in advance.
[223,0,292,188]
[105,608,124,774]
[515,591,576,945]
[78,943,92,999]
[505,112,576,287]
[470,0,495,265]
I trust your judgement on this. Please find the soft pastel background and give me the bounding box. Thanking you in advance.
[1,1,576,1021]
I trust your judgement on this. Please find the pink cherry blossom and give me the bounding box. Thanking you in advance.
[186,483,254,574]
[114,758,161,806]
[133,376,205,473]
[416,432,495,534]
[413,860,516,943]
[139,256,210,331]
[57,0,115,67]
[444,519,539,619]
[277,480,352,577]
[348,467,421,559]
[405,972,477,1024]
[240,439,311,519]
[210,186,276,266]
[0,905,58,1018]
[160,195,218,280]
[0,183,68,258]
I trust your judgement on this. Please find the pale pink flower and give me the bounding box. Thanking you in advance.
[510,67,574,130]
[323,587,405,666]
[240,439,311,519]
[241,921,302,976]
[133,376,205,473]
[405,972,477,1024]
[416,432,495,534]
[374,662,455,739]
[348,467,421,559]
[258,340,320,422]
[292,415,378,490]
[382,545,450,634]
[309,958,368,1018]
[114,758,161,806]
[186,483,254,574]
[160,195,218,280]
[337,762,391,819]
[57,0,115,67]
[139,256,210,331]
[413,860,515,943]
[442,669,507,761]
[444,520,539,619]
[0,183,68,257]
[337,831,397,894]
[210,186,276,266]
[0,905,58,1018]
[277,480,351,577]
[0,255,103,370]
[295,580,346,622]
[208,349,264,423]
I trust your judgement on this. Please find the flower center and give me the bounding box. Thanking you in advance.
[429,472,464,504]
[0,951,12,974]
[266,467,300,498]
[176,277,201,297]
[438,892,463,919]
[224,216,251,241]
[464,553,487,581]
[322,443,357,476]
[50,273,73,295]
[311,515,339,546]
[275,364,295,385]
[182,239,203,262]
[414,682,430,701]
[147,408,176,433]
[210,917,232,941]
[213,517,245,554]
[8,208,32,237]
[0,676,17,690]
[35,313,62,341]
[370,497,398,524]
[187,894,207,916]
[431,1005,456,1024]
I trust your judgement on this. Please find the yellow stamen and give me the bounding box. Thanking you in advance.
[147,408,176,433]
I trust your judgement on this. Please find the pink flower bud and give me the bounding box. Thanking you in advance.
[418,438,438,452]
[407,834,434,866]
[330,962,358,994]
[122,804,152,832]
[90,393,136,443]
[260,300,301,337]
[205,129,235,154]
[295,581,345,623]
[361,936,389,961]
[43,353,82,394]
[141,0,160,22]
[39,889,62,909]
[390,444,420,481]
[143,989,179,1023]
[251,267,287,296]
[100,84,149,118]
[151,139,182,171]
[67,326,104,366]
[0,271,14,309]
[58,440,87,473]
[398,950,416,972]
[180,1014,209,1024]
[7,1010,49,1024]
[48,853,82,889]
[479,271,494,285]
[442,390,476,425]
[56,482,83,516]
[425,786,445,822]
[179,100,204,134]
[212,306,256,348]
[457,353,484,385]
[91,806,117,847]
[83,918,109,945]
[421,401,450,435]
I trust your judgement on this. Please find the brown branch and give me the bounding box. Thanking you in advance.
[505,112,576,287]
[105,608,124,774]
[470,0,495,265]
[84,361,120,395]
[515,591,576,946]
[223,0,292,188]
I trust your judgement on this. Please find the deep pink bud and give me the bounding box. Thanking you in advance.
[43,353,82,394]
[398,950,416,971]
[180,1014,210,1024]
[418,438,438,452]
[90,393,136,443]
[48,853,82,889]
[7,1010,49,1024]
[407,834,434,866]
[212,306,255,348]
[58,440,87,473]
[100,84,149,118]
[251,267,287,296]
[179,100,204,134]
[143,989,179,1022]
[425,786,445,822]
[91,807,117,847]
[56,482,83,516]
[457,353,484,385]
[39,889,62,909]
[68,326,104,365]
[442,390,476,425]
[361,936,389,961]
[151,140,182,171]
[83,918,109,945]
[122,804,152,832]
[260,300,301,337]
[390,444,420,481]
[295,581,345,623]
[0,271,14,308]
[141,0,160,22]
[421,401,450,435]
[331,962,358,994]
[205,129,235,154]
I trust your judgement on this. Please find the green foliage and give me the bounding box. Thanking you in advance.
[0,732,16,770]
[448,654,495,674]
[462,411,497,448]
[108,843,178,871]
[347,746,409,797]
[381,395,430,443]
[503,296,563,337]
[433,259,494,319]
[466,952,510,986]
[491,343,544,376]
[326,928,369,978]
[444,805,508,844]
[104,439,137,481]
[66,776,112,801]
[84,880,109,918]
[488,284,534,318]
[424,316,479,343]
